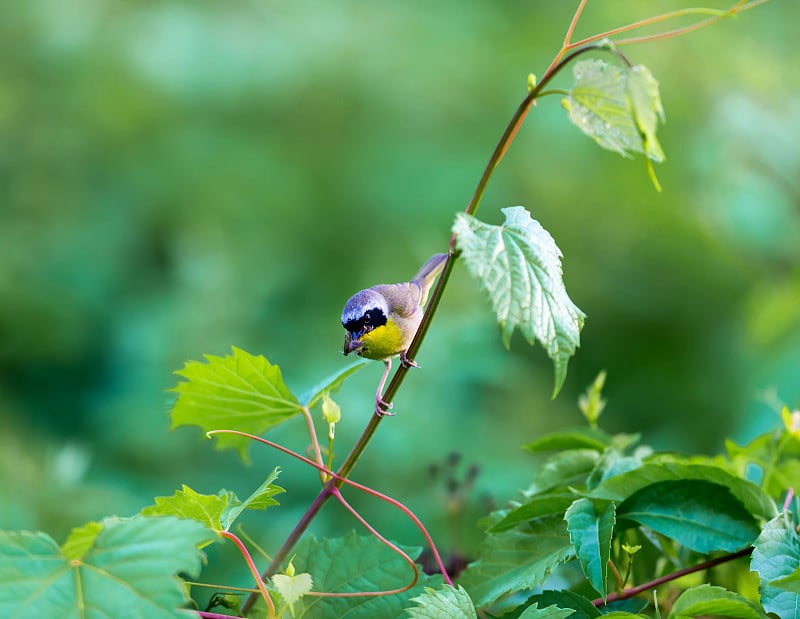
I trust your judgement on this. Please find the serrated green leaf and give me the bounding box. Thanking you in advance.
[300,360,368,408]
[563,59,664,163]
[589,460,777,521]
[524,427,614,454]
[565,499,615,599]
[668,584,766,619]
[751,513,800,619]
[520,603,577,619]
[61,520,103,560]
[221,467,284,530]
[458,515,574,608]
[273,571,313,609]
[170,346,301,462]
[406,585,477,619]
[142,484,228,533]
[0,516,216,619]
[288,532,441,618]
[490,493,577,533]
[523,590,600,619]
[453,206,585,396]
[616,479,759,553]
[527,449,601,495]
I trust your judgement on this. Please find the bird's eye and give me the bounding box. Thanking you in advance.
[363,313,371,325]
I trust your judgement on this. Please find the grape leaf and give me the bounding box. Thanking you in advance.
[141,469,284,532]
[668,584,766,619]
[170,346,301,461]
[300,359,368,408]
[751,512,800,619]
[272,572,313,611]
[616,479,759,553]
[406,585,478,618]
[458,515,574,608]
[565,498,615,599]
[562,59,665,163]
[0,516,215,619]
[453,206,585,396]
[289,532,442,618]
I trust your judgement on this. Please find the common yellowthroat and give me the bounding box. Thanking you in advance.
[342,253,448,416]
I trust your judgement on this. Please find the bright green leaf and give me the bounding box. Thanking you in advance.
[288,532,441,618]
[142,484,228,531]
[519,603,577,619]
[221,467,284,530]
[628,64,666,163]
[272,571,313,611]
[60,520,103,561]
[0,516,216,619]
[453,206,585,396]
[565,499,615,599]
[589,460,777,521]
[616,479,759,553]
[668,584,766,619]
[458,515,574,608]
[300,360,368,408]
[752,513,800,619]
[406,585,478,619]
[170,346,301,461]
[490,493,577,533]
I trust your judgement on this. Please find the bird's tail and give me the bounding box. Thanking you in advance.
[411,253,448,306]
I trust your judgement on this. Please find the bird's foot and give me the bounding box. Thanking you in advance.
[375,396,395,417]
[400,350,420,369]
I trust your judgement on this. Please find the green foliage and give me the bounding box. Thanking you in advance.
[406,585,478,619]
[565,498,616,599]
[287,532,442,618]
[667,585,766,619]
[0,516,215,619]
[453,206,585,396]
[141,467,283,531]
[751,513,800,619]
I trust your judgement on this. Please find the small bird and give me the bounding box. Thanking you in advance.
[342,253,448,416]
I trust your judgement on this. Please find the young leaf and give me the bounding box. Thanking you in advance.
[565,498,616,599]
[406,585,478,619]
[289,532,442,619]
[142,484,229,531]
[300,359,368,408]
[751,512,800,619]
[170,346,302,461]
[60,520,104,560]
[453,206,585,397]
[668,584,766,619]
[221,467,284,530]
[616,479,759,553]
[272,571,313,612]
[562,59,665,163]
[458,515,574,608]
[0,516,216,619]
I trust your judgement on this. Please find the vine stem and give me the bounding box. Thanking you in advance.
[219,530,275,617]
[592,546,753,606]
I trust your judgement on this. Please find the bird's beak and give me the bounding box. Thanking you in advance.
[343,332,364,356]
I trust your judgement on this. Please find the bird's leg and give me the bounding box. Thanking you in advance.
[374,358,395,417]
[400,350,420,369]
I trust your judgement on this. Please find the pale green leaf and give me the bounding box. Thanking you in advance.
[668,584,766,619]
[453,206,585,396]
[0,516,216,619]
[520,603,576,619]
[288,532,442,618]
[565,499,615,599]
[458,515,574,608]
[170,346,301,461]
[563,59,665,163]
[751,513,800,619]
[616,479,759,553]
[406,585,477,619]
[222,467,284,530]
[273,572,313,609]
[300,359,368,408]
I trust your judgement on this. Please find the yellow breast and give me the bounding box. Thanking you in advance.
[357,319,406,361]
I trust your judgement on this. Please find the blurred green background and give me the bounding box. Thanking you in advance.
[1,0,798,583]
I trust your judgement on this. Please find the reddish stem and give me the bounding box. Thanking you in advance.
[218,530,275,617]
